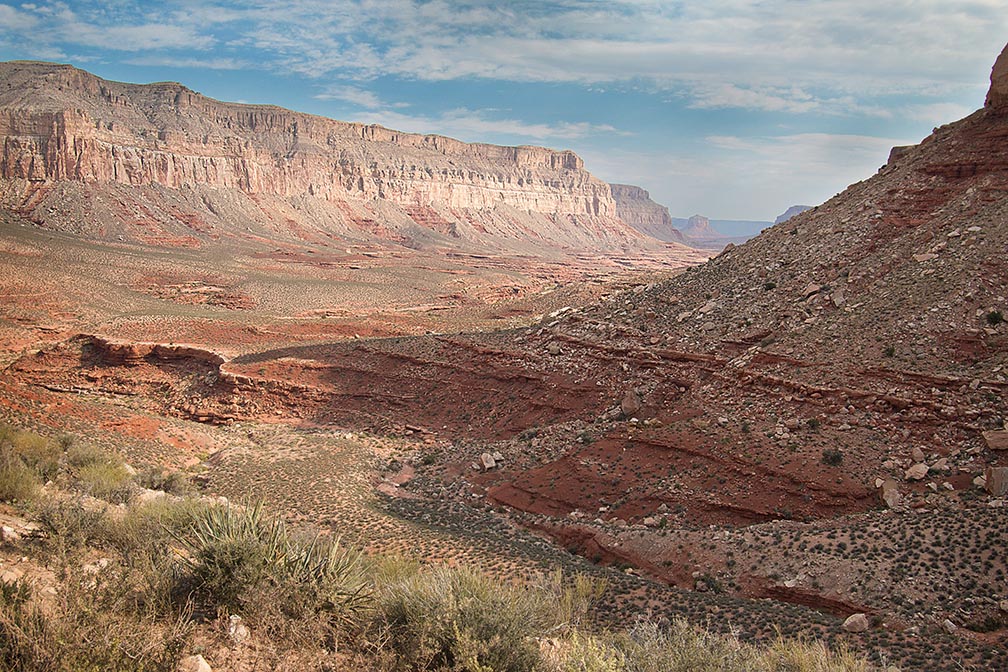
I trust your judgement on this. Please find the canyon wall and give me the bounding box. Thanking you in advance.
[609,183,684,243]
[0,61,654,252]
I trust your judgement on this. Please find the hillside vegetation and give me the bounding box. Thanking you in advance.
[0,423,875,672]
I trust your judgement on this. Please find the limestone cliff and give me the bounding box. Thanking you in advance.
[609,183,685,243]
[0,61,656,253]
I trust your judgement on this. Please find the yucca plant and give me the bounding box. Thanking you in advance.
[172,500,369,626]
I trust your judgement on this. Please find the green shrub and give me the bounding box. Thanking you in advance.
[74,461,134,504]
[137,468,197,496]
[64,444,134,503]
[374,564,548,672]
[174,501,368,634]
[0,451,40,503]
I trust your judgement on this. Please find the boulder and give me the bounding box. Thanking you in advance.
[178,655,212,672]
[480,452,496,470]
[620,390,641,418]
[911,446,925,463]
[985,467,1008,496]
[904,463,929,481]
[879,479,902,509]
[842,613,869,633]
[942,619,958,635]
[982,430,1008,450]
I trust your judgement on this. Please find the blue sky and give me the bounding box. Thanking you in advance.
[0,1,1005,220]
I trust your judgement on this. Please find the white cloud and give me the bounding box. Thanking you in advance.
[351,107,626,143]
[0,4,36,30]
[125,56,247,70]
[2,1,1004,115]
[313,85,408,110]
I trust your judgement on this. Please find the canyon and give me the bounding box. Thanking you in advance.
[1,47,1007,671]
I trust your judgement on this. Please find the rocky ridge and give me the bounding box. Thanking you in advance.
[0,61,667,255]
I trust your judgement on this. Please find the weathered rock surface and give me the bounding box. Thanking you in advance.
[610,183,685,243]
[0,61,666,255]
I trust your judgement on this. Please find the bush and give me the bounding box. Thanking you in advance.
[0,569,191,672]
[0,426,61,482]
[66,444,134,503]
[31,496,108,554]
[988,310,1005,325]
[374,564,550,672]
[0,451,40,503]
[173,500,368,640]
[822,448,843,466]
[137,468,197,496]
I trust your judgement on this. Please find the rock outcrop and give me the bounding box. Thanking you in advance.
[610,183,685,243]
[986,43,1008,112]
[0,61,661,254]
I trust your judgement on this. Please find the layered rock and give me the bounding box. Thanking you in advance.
[610,183,685,243]
[0,61,657,253]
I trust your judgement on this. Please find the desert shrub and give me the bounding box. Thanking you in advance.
[101,496,216,555]
[137,467,197,496]
[0,567,191,672]
[31,496,109,554]
[373,564,551,672]
[65,442,110,468]
[173,500,369,641]
[66,444,134,503]
[821,448,843,466]
[548,631,625,672]
[0,450,40,503]
[988,310,1005,325]
[74,461,134,503]
[762,636,869,671]
[0,425,61,482]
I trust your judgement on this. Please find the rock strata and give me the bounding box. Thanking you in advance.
[0,61,659,254]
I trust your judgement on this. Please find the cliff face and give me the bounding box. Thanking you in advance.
[0,61,652,252]
[609,183,685,243]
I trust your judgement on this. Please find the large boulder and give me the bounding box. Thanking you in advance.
[843,613,870,633]
[985,467,1008,496]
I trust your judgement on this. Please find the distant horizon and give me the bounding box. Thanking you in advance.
[0,2,1003,220]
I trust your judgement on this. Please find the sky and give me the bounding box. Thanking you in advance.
[0,1,1005,221]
